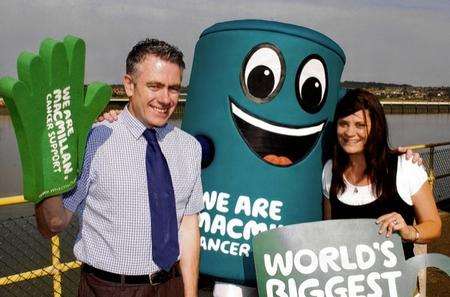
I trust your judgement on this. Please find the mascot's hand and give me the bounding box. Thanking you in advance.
[0,36,111,202]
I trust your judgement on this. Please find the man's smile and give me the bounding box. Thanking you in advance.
[230,99,324,167]
[149,105,169,114]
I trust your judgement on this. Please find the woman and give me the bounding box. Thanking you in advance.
[322,89,441,259]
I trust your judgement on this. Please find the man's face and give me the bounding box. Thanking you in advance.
[125,54,182,127]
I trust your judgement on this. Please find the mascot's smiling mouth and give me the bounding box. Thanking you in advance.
[230,99,325,167]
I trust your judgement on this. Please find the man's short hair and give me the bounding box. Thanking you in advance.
[126,38,185,76]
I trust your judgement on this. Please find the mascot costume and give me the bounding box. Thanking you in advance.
[182,20,346,295]
[184,20,449,296]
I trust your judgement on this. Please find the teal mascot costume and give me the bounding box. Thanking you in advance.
[182,19,346,292]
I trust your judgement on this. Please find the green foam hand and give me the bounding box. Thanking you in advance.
[0,36,111,203]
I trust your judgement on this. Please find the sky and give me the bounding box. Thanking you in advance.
[0,0,449,87]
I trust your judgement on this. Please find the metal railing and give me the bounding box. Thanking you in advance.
[381,101,450,114]
[0,196,80,297]
[0,141,449,296]
[407,141,450,204]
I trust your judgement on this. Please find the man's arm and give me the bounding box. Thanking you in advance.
[179,213,200,297]
[35,196,74,238]
[35,123,98,238]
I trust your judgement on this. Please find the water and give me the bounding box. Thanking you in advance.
[387,113,450,147]
[1,109,450,197]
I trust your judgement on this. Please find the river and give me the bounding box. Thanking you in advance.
[1,109,450,197]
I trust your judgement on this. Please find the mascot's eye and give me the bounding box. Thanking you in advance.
[296,55,327,113]
[241,44,285,103]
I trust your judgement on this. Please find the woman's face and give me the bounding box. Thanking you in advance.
[337,109,371,155]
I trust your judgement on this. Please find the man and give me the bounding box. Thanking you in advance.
[35,39,204,297]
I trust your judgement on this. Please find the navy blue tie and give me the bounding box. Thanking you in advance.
[143,128,179,271]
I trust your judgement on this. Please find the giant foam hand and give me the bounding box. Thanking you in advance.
[0,36,111,202]
[182,20,346,284]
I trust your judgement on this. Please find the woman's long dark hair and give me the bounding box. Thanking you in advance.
[330,89,398,200]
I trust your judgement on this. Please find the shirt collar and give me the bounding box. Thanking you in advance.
[121,105,171,140]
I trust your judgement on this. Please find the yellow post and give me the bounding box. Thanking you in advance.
[51,236,62,297]
[0,195,25,206]
[428,147,435,188]
[0,261,81,285]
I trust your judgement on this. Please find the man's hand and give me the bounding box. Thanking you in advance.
[0,36,111,202]
[395,146,423,165]
[35,196,74,238]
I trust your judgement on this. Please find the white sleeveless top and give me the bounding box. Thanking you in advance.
[322,155,428,206]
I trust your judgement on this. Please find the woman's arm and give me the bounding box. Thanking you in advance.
[321,159,333,220]
[323,197,332,220]
[410,181,442,243]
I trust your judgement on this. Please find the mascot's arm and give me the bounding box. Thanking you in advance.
[195,135,215,169]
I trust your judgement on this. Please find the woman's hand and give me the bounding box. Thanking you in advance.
[376,212,416,241]
[377,182,441,243]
